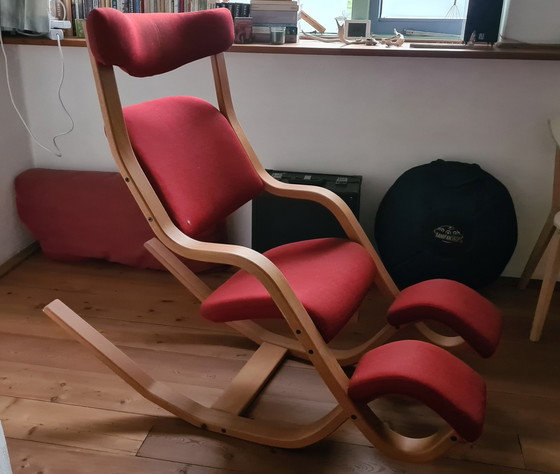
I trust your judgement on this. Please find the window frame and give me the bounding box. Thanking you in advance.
[368,0,465,37]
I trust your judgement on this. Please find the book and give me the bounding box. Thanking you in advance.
[251,0,297,5]
[250,3,298,11]
[234,17,253,43]
[215,2,251,18]
[250,9,299,24]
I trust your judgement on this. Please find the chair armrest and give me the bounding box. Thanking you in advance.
[260,171,365,244]
[259,171,399,298]
[159,225,312,318]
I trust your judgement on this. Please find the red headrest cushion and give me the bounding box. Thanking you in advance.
[86,8,234,77]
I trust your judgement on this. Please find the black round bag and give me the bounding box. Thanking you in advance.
[374,159,517,289]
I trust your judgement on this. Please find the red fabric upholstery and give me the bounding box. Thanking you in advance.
[14,168,226,272]
[124,96,263,237]
[201,238,377,342]
[348,340,486,442]
[86,8,234,77]
[386,279,502,358]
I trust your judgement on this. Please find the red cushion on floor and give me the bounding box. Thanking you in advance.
[15,168,226,272]
[386,279,502,358]
[348,340,486,442]
[201,238,377,342]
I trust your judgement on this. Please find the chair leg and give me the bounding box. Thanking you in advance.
[519,213,556,290]
[42,299,349,449]
[530,228,560,341]
[43,298,481,462]
[212,342,287,416]
[144,238,213,302]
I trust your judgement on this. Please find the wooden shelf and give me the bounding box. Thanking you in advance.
[2,36,86,48]
[228,40,560,61]
[3,34,560,60]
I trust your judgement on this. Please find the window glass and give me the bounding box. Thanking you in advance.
[381,0,468,19]
[298,0,467,37]
[300,0,352,33]
[370,0,467,36]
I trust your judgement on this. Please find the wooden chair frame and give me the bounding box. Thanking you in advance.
[518,118,560,341]
[41,22,480,462]
[518,118,560,290]
[87,46,467,366]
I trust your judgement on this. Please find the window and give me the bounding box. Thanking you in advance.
[299,0,354,34]
[300,0,467,37]
[370,0,468,37]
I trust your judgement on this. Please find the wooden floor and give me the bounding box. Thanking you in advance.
[0,252,559,473]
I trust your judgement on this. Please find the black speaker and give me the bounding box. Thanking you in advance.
[252,170,362,253]
[463,0,504,44]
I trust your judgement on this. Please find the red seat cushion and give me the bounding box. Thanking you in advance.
[348,340,486,442]
[201,238,377,342]
[386,279,502,358]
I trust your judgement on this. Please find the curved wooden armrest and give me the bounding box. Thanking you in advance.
[258,171,399,298]
[260,171,364,242]
[159,227,334,349]
[163,229,299,302]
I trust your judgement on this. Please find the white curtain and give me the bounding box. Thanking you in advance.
[0,0,50,33]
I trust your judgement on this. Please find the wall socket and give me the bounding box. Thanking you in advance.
[50,20,72,29]
[48,29,64,40]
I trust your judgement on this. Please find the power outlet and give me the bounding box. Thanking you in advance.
[50,20,72,29]
[48,29,64,41]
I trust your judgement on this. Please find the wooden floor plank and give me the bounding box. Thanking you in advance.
[6,438,236,474]
[138,418,539,474]
[0,344,547,470]
[455,338,560,400]
[0,360,173,417]
[0,397,156,455]
[520,424,560,474]
[0,329,344,407]
[0,398,16,415]
[0,304,258,360]
[0,281,218,332]
[1,253,559,472]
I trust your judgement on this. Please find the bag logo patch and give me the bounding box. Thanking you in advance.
[433,225,464,244]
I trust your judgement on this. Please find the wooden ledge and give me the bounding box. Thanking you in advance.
[3,35,560,61]
[2,36,86,48]
[229,40,560,60]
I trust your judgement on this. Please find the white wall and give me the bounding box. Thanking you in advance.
[0,44,35,265]
[4,44,560,277]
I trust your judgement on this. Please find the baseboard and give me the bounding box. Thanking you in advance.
[0,242,40,279]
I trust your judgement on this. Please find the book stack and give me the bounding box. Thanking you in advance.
[215,2,251,18]
[250,0,299,43]
[71,0,215,37]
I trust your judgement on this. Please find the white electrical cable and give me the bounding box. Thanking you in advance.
[52,34,75,152]
[0,29,74,158]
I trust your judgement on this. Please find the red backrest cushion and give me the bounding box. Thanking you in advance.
[124,96,264,236]
[86,8,234,77]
